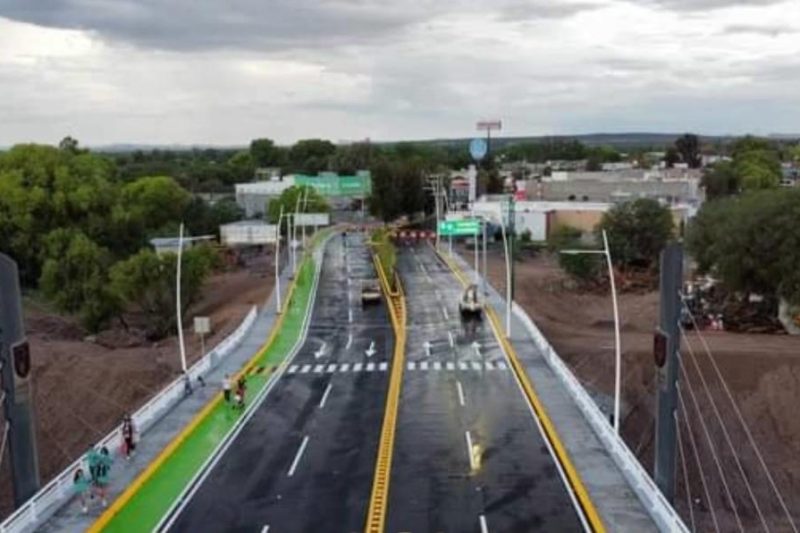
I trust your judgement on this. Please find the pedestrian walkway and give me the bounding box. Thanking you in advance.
[38,259,307,533]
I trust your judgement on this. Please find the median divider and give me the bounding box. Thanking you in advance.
[89,231,331,532]
[432,244,607,533]
[364,253,406,533]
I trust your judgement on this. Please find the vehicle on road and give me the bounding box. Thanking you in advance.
[458,284,483,317]
[361,280,382,305]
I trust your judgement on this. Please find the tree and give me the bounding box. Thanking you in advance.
[687,189,800,305]
[110,245,218,339]
[39,229,118,331]
[701,161,739,200]
[183,197,244,238]
[266,185,329,225]
[547,225,602,282]
[597,199,674,270]
[396,160,426,218]
[675,133,701,169]
[330,142,373,175]
[288,139,336,174]
[734,149,781,190]
[249,138,283,168]
[114,176,191,252]
[368,158,401,222]
[664,147,680,168]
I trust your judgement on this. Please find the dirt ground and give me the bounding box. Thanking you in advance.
[474,245,800,532]
[0,251,274,517]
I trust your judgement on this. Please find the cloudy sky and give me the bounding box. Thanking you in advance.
[1,0,799,146]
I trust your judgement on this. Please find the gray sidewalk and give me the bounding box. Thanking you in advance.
[447,250,658,532]
[38,265,297,533]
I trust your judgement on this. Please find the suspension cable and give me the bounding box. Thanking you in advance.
[680,294,798,533]
[680,327,769,532]
[678,389,721,533]
[676,411,697,532]
[678,376,744,532]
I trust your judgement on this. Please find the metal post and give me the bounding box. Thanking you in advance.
[0,254,41,505]
[434,176,441,250]
[176,223,188,374]
[654,242,683,503]
[275,206,284,314]
[482,219,488,296]
[602,230,622,434]
[473,225,479,285]
[498,216,512,336]
[508,195,516,301]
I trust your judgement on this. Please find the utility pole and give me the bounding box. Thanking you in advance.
[654,242,683,502]
[0,254,41,505]
[507,194,516,301]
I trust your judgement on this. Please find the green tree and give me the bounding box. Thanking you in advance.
[597,199,674,270]
[701,161,739,200]
[664,147,680,168]
[734,149,781,190]
[39,229,118,331]
[548,225,602,282]
[368,158,401,223]
[288,139,336,174]
[249,138,283,168]
[675,133,701,168]
[109,245,218,339]
[266,185,329,225]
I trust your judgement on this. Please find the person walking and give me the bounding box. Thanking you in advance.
[121,415,137,460]
[73,468,90,513]
[222,374,232,403]
[235,376,247,410]
[93,446,114,507]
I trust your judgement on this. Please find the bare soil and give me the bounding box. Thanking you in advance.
[476,246,800,532]
[0,253,274,517]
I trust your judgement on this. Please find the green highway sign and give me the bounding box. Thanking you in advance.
[438,219,480,236]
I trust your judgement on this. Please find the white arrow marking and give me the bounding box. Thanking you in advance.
[314,341,327,359]
[471,341,481,356]
[345,334,353,350]
[365,340,376,357]
[423,341,432,357]
[448,331,455,348]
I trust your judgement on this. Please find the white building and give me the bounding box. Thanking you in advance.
[235,177,296,217]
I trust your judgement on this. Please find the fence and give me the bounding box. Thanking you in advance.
[511,302,689,533]
[0,306,258,533]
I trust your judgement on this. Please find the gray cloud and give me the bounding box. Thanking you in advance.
[632,0,786,11]
[722,23,796,36]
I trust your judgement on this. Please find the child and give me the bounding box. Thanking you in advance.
[222,374,232,403]
[73,468,90,513]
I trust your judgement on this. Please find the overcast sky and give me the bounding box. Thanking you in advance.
[1,0,799,146]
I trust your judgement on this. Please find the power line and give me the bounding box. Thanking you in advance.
[676,412,697,532]
[678,389,721,533]
[680,327,769,532]
[680,295,798,533]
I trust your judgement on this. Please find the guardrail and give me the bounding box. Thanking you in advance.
[511,302,689,533]
[0,306,258,533]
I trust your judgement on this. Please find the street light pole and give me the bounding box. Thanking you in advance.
[176,222,191,394]
[561,229,622,433]
[275,206,284,314]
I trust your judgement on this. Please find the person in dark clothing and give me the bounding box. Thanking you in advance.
[121,415,137,460]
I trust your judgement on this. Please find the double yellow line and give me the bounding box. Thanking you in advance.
[365,254,407,533]
[433,245,606,533]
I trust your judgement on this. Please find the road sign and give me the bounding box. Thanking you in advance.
[438,219,480,236]
[193,316,211,334]
[469,138,487,161]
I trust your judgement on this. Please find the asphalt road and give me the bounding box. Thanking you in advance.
[166,232,393,533]
[385,243,585,533]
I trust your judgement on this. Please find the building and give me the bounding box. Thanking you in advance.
[219,220,278,246]
[235,177,295,217]
[149,235,215,255]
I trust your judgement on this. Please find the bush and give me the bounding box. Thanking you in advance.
[371,227,397,289]
[597,199,673,270]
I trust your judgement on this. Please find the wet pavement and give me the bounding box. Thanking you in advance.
[167,233,394,532]
[385,244,584,533]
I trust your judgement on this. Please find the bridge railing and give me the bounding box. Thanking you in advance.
[512,302,689,533]
[0,306,258,533]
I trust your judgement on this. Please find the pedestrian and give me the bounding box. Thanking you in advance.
[73,468,90,513]
[86,445,100,491]
[121,415,137,460]
[235,376,246,410]
[222,374,232,403]
[93,446,113,507]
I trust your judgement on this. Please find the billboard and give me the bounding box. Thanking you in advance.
[438,219,480,236]
[220,223,278,245]
[295,172,372,198]
[294,213,330,227]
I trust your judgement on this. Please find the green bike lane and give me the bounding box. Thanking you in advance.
[94,254,317,533]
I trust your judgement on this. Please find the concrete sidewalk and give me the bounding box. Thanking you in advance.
[446,249,659,532]
[38,265,298,533]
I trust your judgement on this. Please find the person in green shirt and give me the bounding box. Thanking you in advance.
[92,446,114,507]
[73,468,90,514]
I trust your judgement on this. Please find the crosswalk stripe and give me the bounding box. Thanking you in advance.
[446,362,455,371]
[353,363,363,372]
[459,362,468,371]
[288,365,298,374]
[485,361,495,370]
[327,364,336,373]
[367,362,375,372]
[497,361,508,370]
[339,363,349,373]
[285,359,510,376]
[314,364,324,373]
[433,361,441,371]
[421,361,429,371]
[471,362,481,371]
[408,361,416,370]
[379,362,388,371]
[301,364,311,374]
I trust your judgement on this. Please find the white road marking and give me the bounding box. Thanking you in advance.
[420,263,428,274]
[288,365,299,374]
[456,381,466,406]
[497,361,508,370]
[367,362,375,372]
[300,364,311,374]
[319,384,332,408]
[433,361,442,371]
[423,341,432,357]
[485,361,495,370]
[421,361,429,371]
[442,306,449,320]
[471,362,481,371]
[465,431,477,470]
[480,515,489,533]
[353,362,363,372]
[446,361,455,371]
[313,364,324,373]
[459,362,468,371]
[365,340,377,357]
[262,526,270,533]
[349,309,353,323]
[345,334,353,350]
[287,436,310,477]
[327,364,337,373]
[314,341,326,358]
[408,361,417,370]
[379,361,388,371]
[340,363,350,373]
[448,331,455,348]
